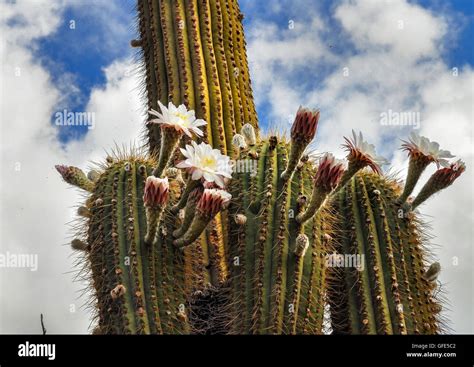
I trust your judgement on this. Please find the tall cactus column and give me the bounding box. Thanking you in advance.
[135,0,259,155]
[328,173,444,334]
[222,109,340,334]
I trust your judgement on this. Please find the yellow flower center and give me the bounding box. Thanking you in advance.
[172,112,189,124]
[201,156,216,169]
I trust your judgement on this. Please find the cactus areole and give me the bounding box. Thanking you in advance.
[56,0,465,334]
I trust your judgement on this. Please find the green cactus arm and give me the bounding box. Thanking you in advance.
[349,177,378,333]
[365,176,408,334]
[229,0,258,129]
[329,185,363,334]
[357,175,395,334]
[269,185,291,333]
[159,0,181,105]
[222,138,328,334]
[369,175,417,333]
[329,172,445,334]
[250,144,276,332]
[253,141,279,333]
[208,0,237,152]
[55,165,95,192]
[249,142,269,213]
[197,0,227,152]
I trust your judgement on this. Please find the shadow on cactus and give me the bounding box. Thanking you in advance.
[56,0,465,334]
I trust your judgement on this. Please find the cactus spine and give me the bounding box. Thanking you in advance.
[56,0,465,334]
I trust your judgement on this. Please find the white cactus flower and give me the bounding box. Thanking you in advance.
[343,130,388,174]
[176,142,233,188]
[148,101,207,138]
[402,132,454,168]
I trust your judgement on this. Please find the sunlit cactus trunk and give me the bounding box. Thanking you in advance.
[135,0,258,155]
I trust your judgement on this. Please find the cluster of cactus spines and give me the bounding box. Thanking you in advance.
[56,0,466,334]
[134,0,258,155]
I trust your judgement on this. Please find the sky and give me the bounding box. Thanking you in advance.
[0,0,473,334]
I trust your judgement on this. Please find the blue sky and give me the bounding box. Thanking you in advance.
[31,0,473,143]
[34,1,136,141]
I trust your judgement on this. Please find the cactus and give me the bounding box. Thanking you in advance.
[224,133,335,334]
[329,173,438,334]
[328,135,464,335]
[56,0,465,334]
[134,0,258,155]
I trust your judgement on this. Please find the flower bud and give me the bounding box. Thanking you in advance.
[143,176,169,208]
[232,134,247,150]
[291,106,320,143]
[196,189,232,218]
[241,123,257,146]
[295,234,309,257]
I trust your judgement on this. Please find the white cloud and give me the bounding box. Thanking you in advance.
[247,17,336,124]
[66,59,145,165]
[246,0,473,332]
[0,1,143,333]
[335,0,447,60]
[66,0,135,58]
[0,0,65,45]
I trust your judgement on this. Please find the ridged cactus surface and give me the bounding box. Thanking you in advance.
[135,0,258,155]
[329,173,442,335]
[55,0,466,335]
[226,138,332,334]
[80,157,194,334]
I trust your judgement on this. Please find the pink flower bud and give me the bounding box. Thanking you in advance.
[196,189,232,218]
[314,153,346,192]
[290,106,320,143]
[430,159,465,187]
[143,176,169,207]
